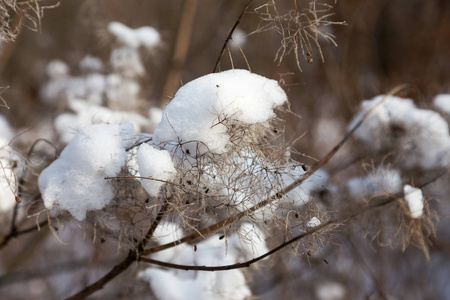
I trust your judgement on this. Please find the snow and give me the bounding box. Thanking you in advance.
[0,115,18,212]
[307,217,321,227]
[228,222,269,259]
[403,184,424,218]
[153,69,287,155]
[349,95,450,169]
[148,107,163,128]
[46,60,69,79]
[347,167,402,199]
[55,98,150,143]
[38,123,135,220]
[79,55,103,72]
[316,282,346,300]
[0,115,14,142]
[139,266,250,300]
[231,28,247,49]
[138,221,266,300]
[105,74,141,107]
[433,94,450,115]
[110,47,145,77]
[281,166,329,206]
[137,143,176,197]
[108,22,160,49]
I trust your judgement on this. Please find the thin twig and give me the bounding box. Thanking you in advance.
[213,0,253,73]
[345,235,388,300]
[0,219,48,250]
[139,196,398,272]
[66,201,169,300]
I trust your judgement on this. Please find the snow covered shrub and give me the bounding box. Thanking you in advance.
[35,68,329,299]
[3,1,450,299]
[349,95,450,170]
[38,68,327,241]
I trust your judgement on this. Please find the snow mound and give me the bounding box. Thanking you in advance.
[153,69,287,154]
[38,123,135,220]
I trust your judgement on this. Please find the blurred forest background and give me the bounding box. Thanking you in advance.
[2,0,450,164]
[1,0,450,299]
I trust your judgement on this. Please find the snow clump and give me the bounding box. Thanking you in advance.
[153,69,288,155]
[403,184,424,218]
[38,123,135,220]
[349,95,450,169]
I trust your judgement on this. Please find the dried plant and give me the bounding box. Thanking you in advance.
[0,0,59,42]
[253,0,346,70]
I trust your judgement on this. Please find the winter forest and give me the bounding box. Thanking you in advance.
[1,0,450,299]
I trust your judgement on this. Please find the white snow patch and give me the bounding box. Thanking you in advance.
[137,143,176,197]
[403,184,424,218]
[38,123,135,220]
[307,217,321,228]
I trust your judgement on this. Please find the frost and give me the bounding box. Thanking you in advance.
[137,143,176,197]
[38,123,135,220]
[349,95,450,169]
[153,69,287,154]
[403,184,424,218]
